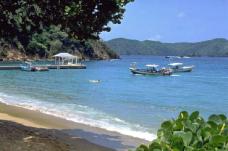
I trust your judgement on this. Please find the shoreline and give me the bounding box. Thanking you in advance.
[0,102,149,151]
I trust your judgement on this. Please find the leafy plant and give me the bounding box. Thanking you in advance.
[134,111,228,151]
[0,0,134,42]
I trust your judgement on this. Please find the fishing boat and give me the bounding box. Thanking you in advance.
[165,56,181,59]
[129,64,172,76]
[168,62,194,73]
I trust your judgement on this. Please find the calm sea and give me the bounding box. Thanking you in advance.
[0,56,228,140]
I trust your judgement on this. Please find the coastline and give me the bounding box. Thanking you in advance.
[0,102,149,151]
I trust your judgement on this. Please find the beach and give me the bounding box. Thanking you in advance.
[0,102,148,151]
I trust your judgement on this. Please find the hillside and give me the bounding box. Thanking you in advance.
[0,40,119,61]
[0,26,119,61]
[106,38,228,57]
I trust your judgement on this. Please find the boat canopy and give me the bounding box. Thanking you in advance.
[168,62,183,66]
[146,64,159,68]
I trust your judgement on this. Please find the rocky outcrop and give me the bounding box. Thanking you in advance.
[60,39,119,60]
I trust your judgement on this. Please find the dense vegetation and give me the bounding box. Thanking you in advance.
[25,25,118,59]
[0,0,133,60]
[134,111,228,151]
[0,25,118,60]
[106,38,228,57]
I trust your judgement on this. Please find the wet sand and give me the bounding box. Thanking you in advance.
[0,102,149,151]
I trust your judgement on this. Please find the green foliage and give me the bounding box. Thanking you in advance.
[0,1,128,59]
[134,111,228,151]
[27,25,68,57]
[26,25,118,59]
[106,38,228,57]
[0,0,133,43]
[0,50,7,58]
[0,39,9,57]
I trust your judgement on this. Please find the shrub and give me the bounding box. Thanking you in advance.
[134,111,228,151]
[0,50,8,57]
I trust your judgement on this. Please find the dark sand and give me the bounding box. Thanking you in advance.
[0,103,149,151]
[0,120,114,151]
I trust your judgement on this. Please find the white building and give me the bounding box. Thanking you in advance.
[53,53,79,65]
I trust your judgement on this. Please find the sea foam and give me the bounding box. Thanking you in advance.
[0,92,156,141]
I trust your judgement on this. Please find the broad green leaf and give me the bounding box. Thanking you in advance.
[210,135,226,146]
[136,144,149,151]
[207,121,218,134]
[208,115,223,125]
[174,131,193,146]
[170,135,185,150]
[223,128,228,135]
[190,111,199,121]
[178,111,189,120]
[161,120,173,130]
[149,142,162,150]
[201,127,212,141]
[218,114,227,122]
[184,120,199,133]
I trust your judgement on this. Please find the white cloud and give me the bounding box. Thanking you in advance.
[177,12,186,18]
[148,34,162,41]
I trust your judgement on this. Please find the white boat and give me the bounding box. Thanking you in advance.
[165,56,181,59]
[168,62,194,73]
[20,62,36,72]
[130,64,172,76]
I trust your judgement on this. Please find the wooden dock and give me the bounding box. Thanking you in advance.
[0,66,21,70]
[47,64,86,69]
[0,64,86,70]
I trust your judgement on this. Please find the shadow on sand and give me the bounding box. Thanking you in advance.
[0,120,137,151]
[63,129,136,150]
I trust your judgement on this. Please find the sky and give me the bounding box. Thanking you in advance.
[101,0,228,42]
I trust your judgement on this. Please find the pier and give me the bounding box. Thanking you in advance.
[0,53,86,70]
[48,64,86,69]
[0,66,21,70]
[0,64,86,70]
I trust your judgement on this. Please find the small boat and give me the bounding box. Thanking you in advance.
[20,62,49,72]
[89,80,101,83]
[35,66,49,71]
[168,62,194,73]
[20,62,36,72]
[130,64,172,76]
[181,56,191,59]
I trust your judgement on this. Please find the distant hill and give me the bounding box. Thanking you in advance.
[106,38,228,57]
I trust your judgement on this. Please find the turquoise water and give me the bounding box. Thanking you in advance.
[0,56,228,140]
